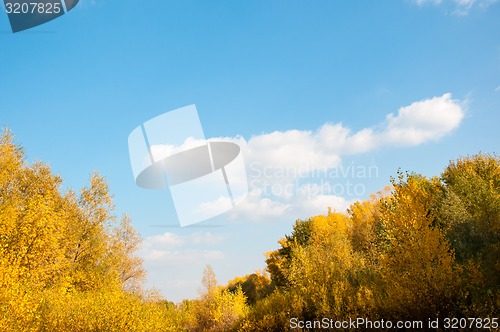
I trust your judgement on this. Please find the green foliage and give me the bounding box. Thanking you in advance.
[226,271,273,306]
[439,153,500,315]
[265,218,313,288]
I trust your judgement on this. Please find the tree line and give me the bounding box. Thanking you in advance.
[1,129,498,331]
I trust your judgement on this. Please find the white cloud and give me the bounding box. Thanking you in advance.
[143,232,184,250]
[190,232,225,245]
[227,93,464,220]
[241,93,463,175]
[194,196,234,218]
[495,86,500,92]
[245,93,463,170]
[141,231,226,262]
[228,189,354,221]
[298,194,353,217]
[381,93,464,145]
[228,188,292,221]
[244,128,342,174]
[150,137,206,162]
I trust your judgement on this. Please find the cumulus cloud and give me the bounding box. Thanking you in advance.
[142,232,184,250]
[244,93,463,170]
[141,231,225,262]
[241,93,463,177]
[298,194,353,217]
[381,93,464,145]
[223,93,465,220]
[227,188,292,222]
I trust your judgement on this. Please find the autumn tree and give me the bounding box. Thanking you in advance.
[226,271,273,306]
[438,153,500,315]
[375,172,463,319]
[110,214,146,292]
[0,129,175,331]
[188,265,247,332]
[265,218,313,288]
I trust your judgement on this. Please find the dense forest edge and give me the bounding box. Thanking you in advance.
[0,129,498,331]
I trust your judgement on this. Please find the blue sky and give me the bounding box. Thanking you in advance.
[1,0,499,302]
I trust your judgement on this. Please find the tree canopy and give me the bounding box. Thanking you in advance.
[0,130,175,331]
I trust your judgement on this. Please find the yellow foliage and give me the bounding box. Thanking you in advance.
[0,130,177,331]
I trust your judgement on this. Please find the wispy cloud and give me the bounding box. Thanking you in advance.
[415,0,443,5]
[413,0,498,15]
[142,232,225,258]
